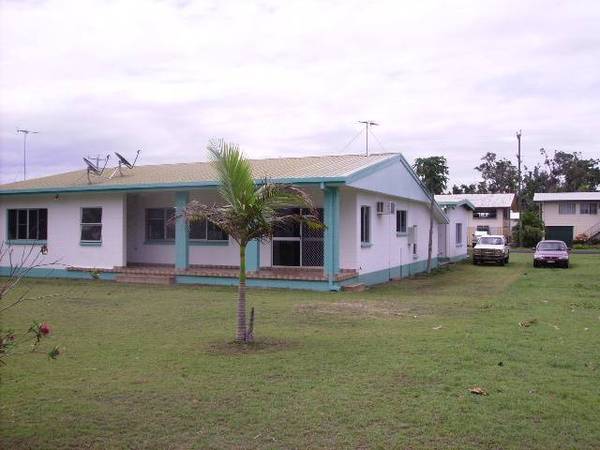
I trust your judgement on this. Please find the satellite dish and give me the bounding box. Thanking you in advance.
[83,157,100,175]
[83,154,110,183]
[115,152,133,169]
[109,149,141,178]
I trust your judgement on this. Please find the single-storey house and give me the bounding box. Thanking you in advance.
[533,192,600,246]
[0,152,469,291]
[433,197,474,261]
[435,193,517,245]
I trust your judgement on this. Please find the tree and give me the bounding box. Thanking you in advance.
[413,156,449,273]
[184,140,321,343]
[512,211,544,247]
[541,149,600,192]
[474,152,519,193]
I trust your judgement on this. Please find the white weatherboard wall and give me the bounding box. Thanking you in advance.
[0,192,126,269]
[443,206,470,260]
[127,190,242,266]
[541,201,600,236]
[354,190,438,277]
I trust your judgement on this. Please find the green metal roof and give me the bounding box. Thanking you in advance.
[0,153,397,195]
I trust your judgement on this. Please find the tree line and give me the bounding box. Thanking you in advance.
[450,149,600,212]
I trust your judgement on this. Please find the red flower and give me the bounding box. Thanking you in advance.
[39,323,52,336]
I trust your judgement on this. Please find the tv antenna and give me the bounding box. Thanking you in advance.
[358,120,378,156]
[17,128,39,180]
[83,154,110,184]
[109,149,141,178]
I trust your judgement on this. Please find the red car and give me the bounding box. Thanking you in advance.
[533,240,570,268]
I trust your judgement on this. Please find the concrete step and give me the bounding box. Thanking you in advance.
[115,273,175,285]
[342,283,366,292]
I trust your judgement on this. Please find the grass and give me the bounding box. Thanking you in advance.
[1,253,599,449]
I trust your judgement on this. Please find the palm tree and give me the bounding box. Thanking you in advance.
[185,139,321,342]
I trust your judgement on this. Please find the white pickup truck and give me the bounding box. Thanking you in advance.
[472,235,510,266]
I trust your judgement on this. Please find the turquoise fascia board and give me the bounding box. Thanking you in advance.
[175,191,189,269]
[5,239,48,245]
[245,240,260,272]
[344,154,403,184]
[0,176,348,196]
[0,266,116,281]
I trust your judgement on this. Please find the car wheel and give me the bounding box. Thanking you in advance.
[533,260,539,268]
[563,261,569,269]
[505,255,509,263]
[499,258,505,266]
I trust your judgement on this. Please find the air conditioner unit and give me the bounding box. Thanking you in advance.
[376,201,396,215]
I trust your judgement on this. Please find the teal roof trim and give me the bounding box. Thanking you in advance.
[0,176,348,196]
[436,199,476,211]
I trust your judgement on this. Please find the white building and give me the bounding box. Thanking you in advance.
[0,153,468,291]
[435,193,517,245]
[533,192,600,246]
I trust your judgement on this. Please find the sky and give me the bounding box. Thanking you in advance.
[1,0,599,186]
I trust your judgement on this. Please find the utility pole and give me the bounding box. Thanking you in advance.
[358,120,378,156]
[17,128,39,180]
[516,130,523,248]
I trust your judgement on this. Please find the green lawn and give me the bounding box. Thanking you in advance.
[1,254,599,449]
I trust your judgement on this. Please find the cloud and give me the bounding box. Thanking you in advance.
[1,0,599,185]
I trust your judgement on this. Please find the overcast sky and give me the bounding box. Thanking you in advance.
[1,0,599,185]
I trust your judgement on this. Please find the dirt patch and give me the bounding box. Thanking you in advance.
[205,338,299,356]
[296,300,427,318]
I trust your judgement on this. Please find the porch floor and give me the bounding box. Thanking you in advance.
[68,263,357,282]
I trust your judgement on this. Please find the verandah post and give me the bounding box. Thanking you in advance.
[323,186,340,289]
[175,191,189,270]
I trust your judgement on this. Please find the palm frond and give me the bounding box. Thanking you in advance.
[207,139,257,213]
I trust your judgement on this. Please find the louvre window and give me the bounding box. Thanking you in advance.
[558,202,576,215]
[361,206,371,244]
[7,209,47,241]
[146,208,176,241]
[81,208,102,242]
[189,219,228,241]
[396,210,407,233]
[580,202,598,215]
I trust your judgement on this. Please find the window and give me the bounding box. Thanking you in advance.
[272,208,324,266]
[145,208,175,241]
[360,206,371,244]
[396,210,407,233]
[456,223,463,245]
[189,219,228,241]
[580,202,598,215]
[559,202,576,215]
[473,208,497,219]
[7,209,47,241]
[81,208,102,243]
